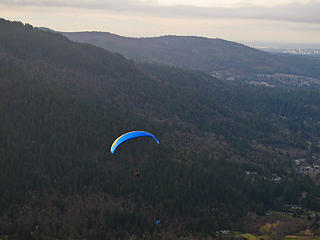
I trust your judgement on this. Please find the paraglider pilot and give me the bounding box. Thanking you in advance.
[134,170,140,178]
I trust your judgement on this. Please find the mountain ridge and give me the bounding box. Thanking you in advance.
[60,30,320,87]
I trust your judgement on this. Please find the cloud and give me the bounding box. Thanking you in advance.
[1,0,320,24]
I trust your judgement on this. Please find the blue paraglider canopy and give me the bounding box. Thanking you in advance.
[155,220,160,224]
[110,131,159,153]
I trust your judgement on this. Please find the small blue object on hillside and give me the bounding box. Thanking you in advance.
[155,220,160,224]
[110,131,159,153]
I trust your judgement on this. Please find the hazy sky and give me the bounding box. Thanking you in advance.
[1,0,320,46]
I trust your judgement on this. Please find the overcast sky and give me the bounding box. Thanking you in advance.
[1,0,320,47]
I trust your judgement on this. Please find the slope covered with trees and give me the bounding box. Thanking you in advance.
[1,19,320,239]
[61,31,320,85]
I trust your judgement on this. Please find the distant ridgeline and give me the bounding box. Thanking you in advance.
[61,30,320,88]
[1,18,320,239]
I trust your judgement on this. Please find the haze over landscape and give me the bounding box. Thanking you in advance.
[1,1,320,240]
[1,0,320,46]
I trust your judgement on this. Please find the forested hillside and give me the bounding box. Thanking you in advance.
[1,19,320,239]
[61,31,320,86]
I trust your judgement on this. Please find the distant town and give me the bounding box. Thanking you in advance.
[293,156,320,178]
[245,170,282,184]
[258,47,320,56]
[282,48,320,56]
[245,154,320,185]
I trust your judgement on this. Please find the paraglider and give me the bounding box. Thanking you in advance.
[110,131,159,178]
[110,131,159,154]
[155,220,160,224]
[134,170,140,178]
